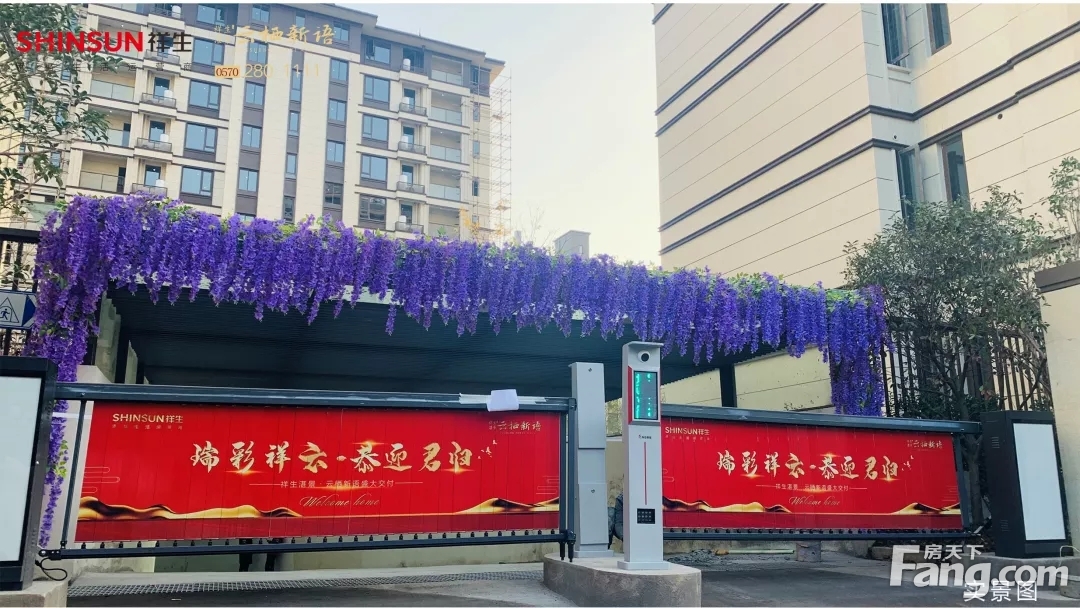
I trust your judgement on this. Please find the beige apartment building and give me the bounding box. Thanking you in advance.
[19,2,511,241]
[653,3,1080,411]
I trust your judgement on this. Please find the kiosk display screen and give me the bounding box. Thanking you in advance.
[632,370,659,421]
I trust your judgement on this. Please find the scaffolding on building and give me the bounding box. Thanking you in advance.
[462,71,511,244]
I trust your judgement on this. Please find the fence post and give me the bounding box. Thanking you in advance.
[570,362,614,558]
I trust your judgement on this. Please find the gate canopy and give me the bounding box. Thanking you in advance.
[109,287,761,401]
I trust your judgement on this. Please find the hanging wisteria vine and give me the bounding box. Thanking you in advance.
[27,194,890,544]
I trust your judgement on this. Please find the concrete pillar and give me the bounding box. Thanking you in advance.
[570,362,614,558]
[1036,262,1080,546]
[795,541,821,562]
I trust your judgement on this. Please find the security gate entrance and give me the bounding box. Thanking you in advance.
[41,382,579,562]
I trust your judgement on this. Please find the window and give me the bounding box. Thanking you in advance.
[237,214,255,223]
[895,147,919,229]
[241,124,262,148]
[288,111,300,135]
[185,123,217,153]
[361,155,387,182]
[881,4,908,67]
[399,203,414,224]
[196,4,225,26]
[473,102,481,122]
[251,4,269,23]
[360,196,386,222]
[50,151,62,167]
[238,168,259,192]
[290,69,303,102]
[189,81,221,110]
[192,39,224,66]
[363,76,390,104]
[153,76,170,97]
[324,182,343,207]
[333,22,349,43]
[472,140,480,157]
[283,196,295,222]
[295,12,305,27]
[181,166,214,196]
[362,115,389,141]
[248,41,268,64]
[402,46,423,70]
[286,153,297,178]
[328,98,347,122]
[326,140,345,164]
[472,177,479,197]
[244,81,265,106]
[330,59,349,82]
[149,120,166,141]
[928,4,951,52]
[365,39,390,64]
[941,135,969,204]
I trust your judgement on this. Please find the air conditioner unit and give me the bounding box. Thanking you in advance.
[158,134,170,143]
[402,58,411,71]
[154,179,166,188]
[171,5,181,16]
[163,90,174,99]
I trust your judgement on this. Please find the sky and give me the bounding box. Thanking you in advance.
[351,3,662,265]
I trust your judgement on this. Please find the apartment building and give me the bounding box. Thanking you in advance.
[22,3,511,241]
[655,3,1080,285]
[653,3,1080,410]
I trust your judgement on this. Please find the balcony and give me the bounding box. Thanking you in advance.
[431,69,464,86]
[151,4,182,18]
[430,107,463,126]
[396,180,425,195]
[79,171,125,193]
[90,80,135,102]
[429,183,461,201]
[145,50,181,65]
[141,93,177,108]
[104,128,130,147]
[131,183,168,197]
[398,141,426,155]
[399,102,427,117]
[430,144,462,163]
[137,138,172,154]
[430,222,461,239]
[394,220,424,235]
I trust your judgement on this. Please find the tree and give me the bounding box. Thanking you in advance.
[1048,156,1080,262]
[515,207,558,251]
[0,5,121,223]
[843,187,1059,524]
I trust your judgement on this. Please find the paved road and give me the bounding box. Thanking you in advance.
[701,567,1076,607]
[67,552,1080,607]
[70,587,526,607]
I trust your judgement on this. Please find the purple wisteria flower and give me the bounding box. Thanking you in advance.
[25,194,892,545]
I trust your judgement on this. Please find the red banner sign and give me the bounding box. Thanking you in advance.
[75,403,561,542]
[662,418,962,530]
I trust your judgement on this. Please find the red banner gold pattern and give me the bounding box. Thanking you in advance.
[662,418,963,530]
[75,403,561,542]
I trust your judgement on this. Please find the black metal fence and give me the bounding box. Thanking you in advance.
[0,227,39,357]
[881,324,1053,418]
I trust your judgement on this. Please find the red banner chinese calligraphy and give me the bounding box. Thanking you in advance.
[662,418,962,530]
[75,403,561,542]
